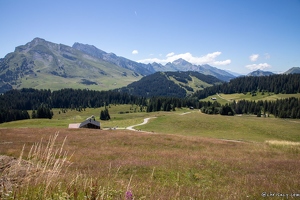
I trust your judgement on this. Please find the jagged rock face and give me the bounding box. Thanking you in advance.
[72,43,155,75]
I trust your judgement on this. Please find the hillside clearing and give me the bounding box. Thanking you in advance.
[201,92,300,104]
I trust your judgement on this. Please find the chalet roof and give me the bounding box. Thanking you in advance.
[68,116,100,129]
[79,118,100,128]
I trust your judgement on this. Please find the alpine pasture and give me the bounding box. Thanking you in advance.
[1,105,300,199]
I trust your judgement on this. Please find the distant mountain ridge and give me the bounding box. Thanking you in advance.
[0,38,150,93]
[247,70,274,76]
[284,67,300,74]
[72,43,155,75]
[1,37,299,94]
[72,44,236,81]
[0,37,241,93]
[151,58,235,82]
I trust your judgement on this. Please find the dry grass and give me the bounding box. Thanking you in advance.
[266,140,300,146]
[0,132,72,199]
[1,128,300,199]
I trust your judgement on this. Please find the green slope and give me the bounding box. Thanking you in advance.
[201,92,300,105]
[0,38,142,92]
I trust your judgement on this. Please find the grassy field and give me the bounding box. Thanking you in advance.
[1,128,300,199]
[0,105,190,129]
[0,105,151,129]
[201,92,300,104]
[1,104,300,142]
[18,72,139,91]
[1,105,300,199]
[140,111,300,142]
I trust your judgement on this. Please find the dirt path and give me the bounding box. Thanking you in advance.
[126,117,157,133]
[118,114,246,143]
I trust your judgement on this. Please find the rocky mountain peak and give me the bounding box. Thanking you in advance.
[31,37,46,44]
[172,58,191,66]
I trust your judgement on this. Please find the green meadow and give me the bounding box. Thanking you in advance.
[1,104,300,143]
[1,104,300,199]
[201,92,300,104]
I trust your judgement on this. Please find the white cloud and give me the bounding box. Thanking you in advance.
[166,52,175,57]
[212,59,232,65]
[138,51,231,66]
[249,54,259,62]
[245,63,271,71]
[132,50,138,55]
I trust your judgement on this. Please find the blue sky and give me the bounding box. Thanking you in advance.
[0,0,299,74]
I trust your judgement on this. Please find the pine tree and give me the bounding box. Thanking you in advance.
[100,108,110,120]
[32,110,37,119]
[36,104,53,119]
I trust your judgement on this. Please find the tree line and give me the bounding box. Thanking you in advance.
[200,97,300,119]
[193,74,300,99]
[1,72,300,124]
[0,88,144,123]
[0,88,145,110]
[0,88,202,123]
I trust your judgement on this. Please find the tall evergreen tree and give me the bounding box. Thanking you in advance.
[36,104,53,119]
[100,108,110,120]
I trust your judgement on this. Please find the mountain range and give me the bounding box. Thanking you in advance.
[0,38,148,93]
[0,38,299,93]
[151,58,235,81]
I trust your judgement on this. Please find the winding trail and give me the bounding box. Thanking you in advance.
[120,113,246,143]
[126,117,157,133]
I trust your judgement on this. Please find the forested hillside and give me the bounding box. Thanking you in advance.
[118,71,222,98]
[193,74,300,99]
[0,88,198,123]
[0,88,144,111]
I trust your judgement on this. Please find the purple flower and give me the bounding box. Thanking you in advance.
[125,190,133,200]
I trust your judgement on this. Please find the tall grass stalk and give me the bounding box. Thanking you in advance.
[2,132,72,199]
